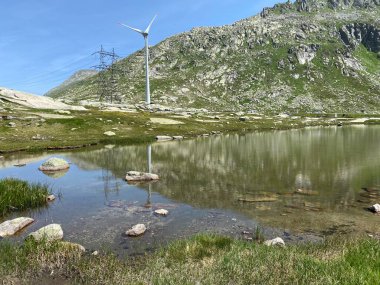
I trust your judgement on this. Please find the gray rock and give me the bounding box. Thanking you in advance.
[29,224,63,241]
[264,237,286,246]
[39,157,70,172]
[0,217,34,237]
[126,224,146,236]
[125,171,159,182]
[8,122,16,128]
[47,194,56,202]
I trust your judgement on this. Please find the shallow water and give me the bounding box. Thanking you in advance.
[1,126,379,253]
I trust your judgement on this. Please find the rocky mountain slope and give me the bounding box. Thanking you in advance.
[46,0,380,113]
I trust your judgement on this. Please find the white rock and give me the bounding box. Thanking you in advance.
[47,195,56,202]
[104,131,116,136]
[29,224,63,241]
[156,135,173,141]
[154,209,169,216]
[264,237,285,247]
[126,224,146,236]
[125,171,159,182]
[0,217,34,237]
[39,157,70,172]
[369,204,380,213]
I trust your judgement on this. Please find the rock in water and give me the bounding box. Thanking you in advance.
[125,171,159,182]
[155,135,173,141]
[126,224,146,236]
[0,217,34,237]
[46,194,56,202]
[264,237,286,247]
[154,209,169,216]
[39,157,70,172]
[29,224,63,241]
[368,204,380,213]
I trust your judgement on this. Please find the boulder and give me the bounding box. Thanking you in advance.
[125,171,159,182]
[39,157,70,172]
[0,217,34,237]
[368,204,380,213]
[29,224,63,241]
[126,224,146,236]
[154,209,169,216]
[264,237,285,247]
[104,131,116,136]
[156,135,173,141]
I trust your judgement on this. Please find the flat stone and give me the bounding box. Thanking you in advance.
[0,217,34,237]
[125,171,159,182]
[264,237,285,247]
[104,131,116,136]
[154,209,169,216]
[368,204,380,213]
[156,135,173,141]
[29,224,63,241]
[39,157,70,172]
[126,224,146,236]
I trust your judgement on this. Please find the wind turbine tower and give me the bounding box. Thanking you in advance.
[120,15,157,105]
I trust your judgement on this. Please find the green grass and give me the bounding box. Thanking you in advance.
[0,234,379,284]
[0,178,49,216]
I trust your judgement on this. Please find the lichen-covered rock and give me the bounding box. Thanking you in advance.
[125,171,159,182]
[0,217,34,237]
[29,224,63,241]
[126,224,146,236]
[39,157,70,172]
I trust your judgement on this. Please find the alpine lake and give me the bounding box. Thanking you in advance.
[1,125,379,255]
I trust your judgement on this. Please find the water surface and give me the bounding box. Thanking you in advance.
[1,126,379,253]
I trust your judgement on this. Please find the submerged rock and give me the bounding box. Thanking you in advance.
[264,237,285,247]
[39,157,70,172]
[125,171,159,182]
[172,136,184,140]
[29,224,63,241]
[368,204,380,213]
[0,217,34,237]
[126,224,146,236]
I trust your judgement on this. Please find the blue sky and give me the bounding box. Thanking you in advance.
[0,0,282,95]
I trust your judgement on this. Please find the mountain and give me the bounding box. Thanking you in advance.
[46,0,380,113]
[45,69,98,98]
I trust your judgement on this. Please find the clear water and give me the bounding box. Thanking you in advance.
[1,126,379,254]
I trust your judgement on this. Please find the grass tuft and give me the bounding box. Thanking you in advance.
[0,178,49,216]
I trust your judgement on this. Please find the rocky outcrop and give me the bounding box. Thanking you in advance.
[328,0,380,9]
[289,44,320,65]
[339,23,380,52]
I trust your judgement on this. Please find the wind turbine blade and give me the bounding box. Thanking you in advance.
[144,15,157,34]
[119,22,144,34]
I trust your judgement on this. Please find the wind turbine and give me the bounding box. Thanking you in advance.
[120,15,157,105]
